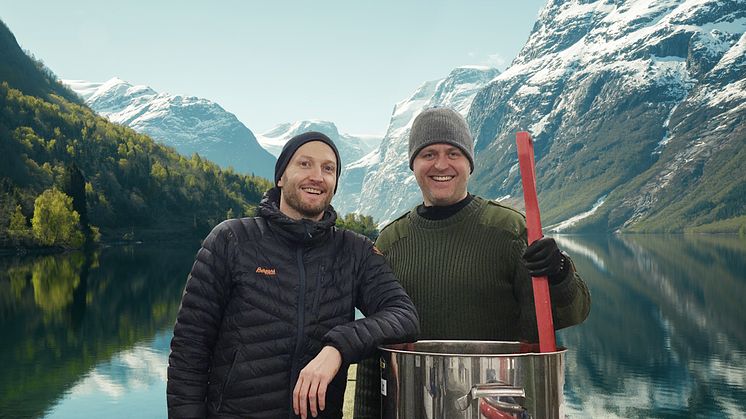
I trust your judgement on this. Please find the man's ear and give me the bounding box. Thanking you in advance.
[277,176,283,188]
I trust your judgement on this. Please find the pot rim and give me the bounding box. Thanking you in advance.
[379,339,568,357]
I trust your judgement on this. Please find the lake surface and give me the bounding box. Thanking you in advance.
[1,234,745,418]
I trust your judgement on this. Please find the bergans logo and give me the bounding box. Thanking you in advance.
[256,267,276,275]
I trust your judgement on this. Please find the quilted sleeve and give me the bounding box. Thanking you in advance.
[322,234,420,367]
[166,221,236,419]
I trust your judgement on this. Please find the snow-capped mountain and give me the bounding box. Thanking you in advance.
[255,120,379,166]
[61,0,745,233]
[332,66,501,225]
[332,0,744,233]
[63,78,276,180]
[464,0,746,232]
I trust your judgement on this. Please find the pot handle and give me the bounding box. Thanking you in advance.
[455,383,526,411]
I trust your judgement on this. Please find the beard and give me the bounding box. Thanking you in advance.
[281,184,333,219]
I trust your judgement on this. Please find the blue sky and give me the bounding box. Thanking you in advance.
[2,0,547,136]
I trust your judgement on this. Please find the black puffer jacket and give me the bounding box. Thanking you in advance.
[167,188,419,419]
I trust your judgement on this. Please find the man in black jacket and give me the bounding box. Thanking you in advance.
[167,131,420,419]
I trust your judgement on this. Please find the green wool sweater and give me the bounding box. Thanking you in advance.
[353,195,591,418]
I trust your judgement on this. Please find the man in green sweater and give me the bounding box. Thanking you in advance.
[353,106,591,418]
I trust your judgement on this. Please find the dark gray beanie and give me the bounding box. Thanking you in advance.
[408,107,474,173]
[274,131,342,193]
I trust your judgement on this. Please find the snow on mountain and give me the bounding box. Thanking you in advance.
[59,0,745,232]
[331,66,501,225]
[357,135,385,150]
[686,29,746,109]
[255,119,379,167]
[331,0,745,232]
[465,0,746,232]
[63,78,276,180]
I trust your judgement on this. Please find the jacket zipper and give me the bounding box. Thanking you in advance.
[312,264,325,315]
[216,348,239,412]
[289,246,307,417]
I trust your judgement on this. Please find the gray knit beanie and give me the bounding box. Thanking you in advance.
[408,107,474,173]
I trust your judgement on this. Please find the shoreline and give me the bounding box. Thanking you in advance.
[0,238,202,255]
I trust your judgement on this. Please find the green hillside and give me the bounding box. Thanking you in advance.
[0,19,273,248]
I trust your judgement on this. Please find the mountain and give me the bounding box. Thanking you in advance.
[331,66,501,225]
[0,20,82,105]
[1,19,273,245]
[466,0,746,233]
[334,0,745,233]
[255,119,379,165]
[63,78,276,180]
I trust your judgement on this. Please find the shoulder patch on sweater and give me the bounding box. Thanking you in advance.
[375,212,411,253]
[479,199,527,238]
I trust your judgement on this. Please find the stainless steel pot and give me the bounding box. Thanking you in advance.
[379,340,567,419]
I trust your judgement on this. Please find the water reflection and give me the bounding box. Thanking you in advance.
[48,330,172,419]
[555,234,746,418]
[0,242,199,419]
[1,236,745,418]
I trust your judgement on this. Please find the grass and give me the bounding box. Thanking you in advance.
[343,364,356,418]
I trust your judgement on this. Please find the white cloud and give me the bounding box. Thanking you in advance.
[467,52,507,69]
[485,53,506,67]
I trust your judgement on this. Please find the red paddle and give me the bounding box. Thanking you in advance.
[516,131,556,353]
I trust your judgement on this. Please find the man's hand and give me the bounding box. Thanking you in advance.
[523,236,563,278]
[293,346,342,419]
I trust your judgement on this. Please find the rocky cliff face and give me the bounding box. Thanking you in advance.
[332,66,501,225]
[466,0,746,232]
[65,78,276,180]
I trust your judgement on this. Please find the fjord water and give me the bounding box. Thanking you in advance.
[1,235,744,418]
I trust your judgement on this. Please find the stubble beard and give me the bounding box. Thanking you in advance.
[282,185,332,219]
[418,177,468,207]
[423,189,461,207]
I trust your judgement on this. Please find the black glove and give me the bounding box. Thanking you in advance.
[522,236,568,284]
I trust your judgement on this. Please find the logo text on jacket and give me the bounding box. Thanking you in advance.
[256,266,276,275]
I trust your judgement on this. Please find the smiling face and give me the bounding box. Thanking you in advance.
[412,143,470,207]
[277,141,338,221]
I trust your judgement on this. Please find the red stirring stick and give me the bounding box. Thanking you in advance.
[516,131,556,353]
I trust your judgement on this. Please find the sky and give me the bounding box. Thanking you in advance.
[1,0,547,137]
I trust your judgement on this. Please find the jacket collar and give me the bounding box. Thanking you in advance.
[258,187,337,245]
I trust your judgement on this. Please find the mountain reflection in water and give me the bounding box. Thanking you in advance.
[555,234,746,418]
[0,242,199,419]
[0,235,744,418]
